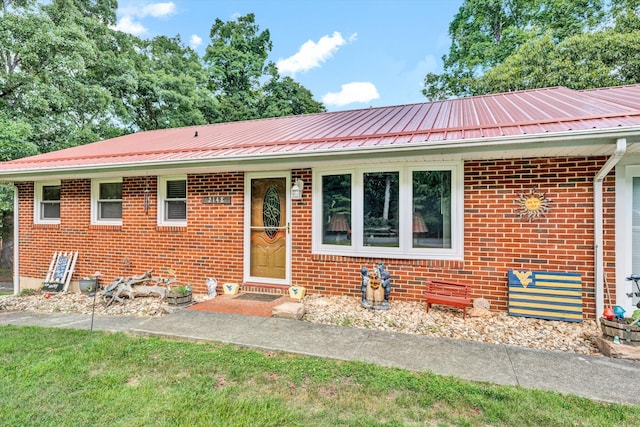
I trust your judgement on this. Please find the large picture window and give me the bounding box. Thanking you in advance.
[158,176,187,225]
[322,174,352,245]
[313,163,463,260]
[363,172,399,247]
[412,170,451,249]
[91,178,122,224]
[34,181,61,224]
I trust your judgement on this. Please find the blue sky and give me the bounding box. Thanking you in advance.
[113,0,464,111]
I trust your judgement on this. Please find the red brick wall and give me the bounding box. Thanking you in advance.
[17,173,245,289]
[292,158,616,319]
[16,158,616,319]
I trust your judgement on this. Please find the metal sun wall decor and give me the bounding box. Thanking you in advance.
[513,188,551,221]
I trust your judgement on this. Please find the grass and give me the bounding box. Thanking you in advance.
[1,326,639,426]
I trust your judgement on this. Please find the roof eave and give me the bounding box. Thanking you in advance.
[2,125,640,182]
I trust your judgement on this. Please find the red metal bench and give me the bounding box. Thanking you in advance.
[424,280,472,319]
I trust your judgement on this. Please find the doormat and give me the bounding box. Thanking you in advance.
[234,293,283,302]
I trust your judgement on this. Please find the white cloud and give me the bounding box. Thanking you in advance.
[113,15,148,36]
[141,2,176,18]
[113,2,177,35]
[190,34,203,49]
[322,82,380,107]
[120,2,177,18]
[277,31,356,76]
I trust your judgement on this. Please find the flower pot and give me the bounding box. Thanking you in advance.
[600,317,640,344]
[289,285,306,299]
[166,292,192,306]
[223,283,240,295]
[79,279,97,293]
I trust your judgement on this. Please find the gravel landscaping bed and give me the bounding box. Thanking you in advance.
[0,292,601,356]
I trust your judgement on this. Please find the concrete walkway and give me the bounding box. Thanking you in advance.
[1,308,639,405]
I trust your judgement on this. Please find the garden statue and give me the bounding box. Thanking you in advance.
[360,262,390,310]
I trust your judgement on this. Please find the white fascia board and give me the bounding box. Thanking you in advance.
[2,125,640,182]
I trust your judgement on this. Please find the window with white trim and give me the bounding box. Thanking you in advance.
[158,176,187,225]
[34,181,61,224]
[313,162,463,260]
[91,178,122,225]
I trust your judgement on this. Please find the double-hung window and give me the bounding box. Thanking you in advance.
[158,176,187,225]
[34,181,61,224]
[91,179,122,225]
[313,162,463,260]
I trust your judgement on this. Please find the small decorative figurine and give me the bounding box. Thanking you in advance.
[360,262,390,310]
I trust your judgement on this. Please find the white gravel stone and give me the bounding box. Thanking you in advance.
[302,295,601,356]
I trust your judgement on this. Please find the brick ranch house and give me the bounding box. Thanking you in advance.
[1,84,640,320]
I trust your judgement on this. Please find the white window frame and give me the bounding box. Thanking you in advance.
[158,175,187,226]
[312,162,464,260]
[34,180,61,224]
[91,178,123,225]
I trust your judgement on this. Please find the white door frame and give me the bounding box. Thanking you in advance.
[615,164,640,312]
[243,171,292,285]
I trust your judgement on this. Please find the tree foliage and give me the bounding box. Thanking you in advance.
[0,2,324,159]
[203,13,324,122]
[0,1,326,248]
[422,0,640,99]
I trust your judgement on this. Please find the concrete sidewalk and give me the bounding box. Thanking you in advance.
[1,308,639,405]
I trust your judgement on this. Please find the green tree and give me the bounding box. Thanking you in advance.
[127,35,209,131]
[422,0,607,99]
[203,13,271,122]
[258,63,325,117]
[0,112,37,268]
[0,114,37,163]
[202,13,324,122]
[476,29,640,93]
[0,0,127,152]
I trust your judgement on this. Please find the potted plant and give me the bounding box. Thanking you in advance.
[79,277,96,293]
[166,283,192,306]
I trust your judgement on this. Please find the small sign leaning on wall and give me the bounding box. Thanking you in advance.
[202,196,231,205]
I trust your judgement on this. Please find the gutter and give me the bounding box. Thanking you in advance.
[0,183,19,296]
[594,138,626,320]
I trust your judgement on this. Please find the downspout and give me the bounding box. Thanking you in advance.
[594,138,626,320]
[0,183,19,296]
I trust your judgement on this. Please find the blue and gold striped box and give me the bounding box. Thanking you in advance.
[508,270,583,323]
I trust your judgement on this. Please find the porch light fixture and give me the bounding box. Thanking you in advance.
[291,179,304,200]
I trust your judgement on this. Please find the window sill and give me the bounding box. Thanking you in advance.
[89,224,123,231]
[311,252,464,268]
[156,225,187,233]
[33,222,60,229]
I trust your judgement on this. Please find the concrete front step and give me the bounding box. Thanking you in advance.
[272,301,305,320]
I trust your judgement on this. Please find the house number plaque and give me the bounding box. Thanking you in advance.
[202,196,231,205]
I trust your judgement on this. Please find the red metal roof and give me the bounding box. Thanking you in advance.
[2,85,640,175]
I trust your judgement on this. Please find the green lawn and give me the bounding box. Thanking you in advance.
[0,326,638,426]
